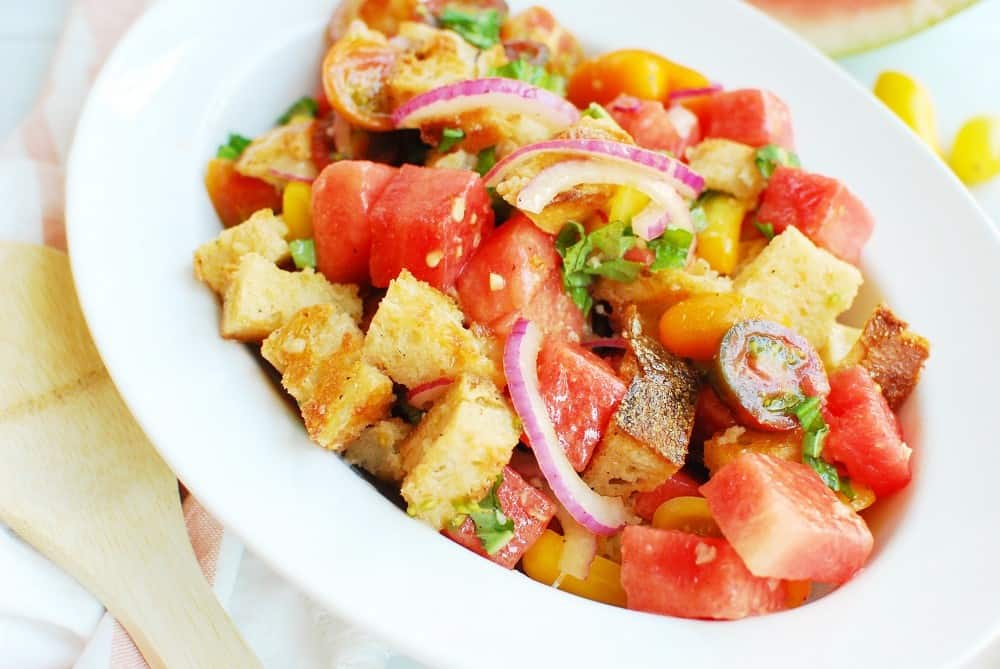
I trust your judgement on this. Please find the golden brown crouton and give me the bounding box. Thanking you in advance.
[734,227,862,351]
[703,426,802,475]
[363,270,501,388]
[235,120,316,187]
[840,304,930,409]
[342,419,412,483]
[686,139,766,205]
[193,209,288,294]
[262,304,393,451]
[400,374,520,529]
[387,22,480,110]
[221,253,362,341]
[594,258,733,333]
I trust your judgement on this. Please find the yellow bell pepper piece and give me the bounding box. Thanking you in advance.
[605,185,650,225]
[651,496,722,537]
[281,181,313,240]
[949,115,1000,185]
[695,193,745,275]
[873,71,939,152]
[522,530,627,607]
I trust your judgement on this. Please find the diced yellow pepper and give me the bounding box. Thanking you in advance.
[696,193,745,275]
[522,530,627,607]
[281,181,313,240]
[606,185,650,224]
[949,115,1000,185]
[651,496,722,537]
[873,71,939,152]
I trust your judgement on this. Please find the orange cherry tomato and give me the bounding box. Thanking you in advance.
[785,580,811,608]
[321,33,397,132]
[204,158,281,228]
[567,49,710,108]
[658,293,773,361]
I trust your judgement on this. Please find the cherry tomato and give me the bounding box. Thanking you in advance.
[949,115,1000,185]
[321,33,397,131]
[713,320,829,431]
[658,293,771,361]
[203,158,281,228]
[567,49,710,107]
[873,70,939,152]
[651,496,722,538]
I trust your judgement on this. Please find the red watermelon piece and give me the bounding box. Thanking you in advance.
[824,365,911,496]
[702,89,794,149]
[701,452,874,584]
[632,470,703,522]
[444,466,556,569]
[607,95,684,156]
[621,526,789,620]
[756,165,875,264]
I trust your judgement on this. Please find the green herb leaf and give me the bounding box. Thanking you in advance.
[468,475,515,554]
[588,220,635,259]
[788,395,841,492]
[439,7,501,49]
[277,96,319,125]
[582,103,611,120]
[289,239,317,269]
[587,257,643,282]
[754,221,775,241]
[839,478,856,501]
[648,228,694,271]
[804,454,841,492]
[755,144,801,179]
[475,146,496,176]
[438,127,465,153]
[489,58,566,95]
[216,133,252,160]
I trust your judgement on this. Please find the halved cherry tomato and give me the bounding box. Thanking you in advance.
[713,320,830,431]
[658,293,771,361]
[567,49,710,108]
[203,158,282,228]
[785,580,811,608]
[652,496,722,537]
[501,6,582,77]
[321,33,397,131]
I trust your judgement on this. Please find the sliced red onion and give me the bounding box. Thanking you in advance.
[267,167,314,184]
[483,139,704,200]
[667,83,723,102]
[503,318,629,536]
[554,505,598,581]
[607,95,642,113]
[581,338,627,350]
[407,378,452,410]
[392,78,579,131]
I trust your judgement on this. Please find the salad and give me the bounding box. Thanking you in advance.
[193,0,930,620]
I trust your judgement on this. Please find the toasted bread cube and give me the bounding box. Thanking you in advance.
[194,209,289,293]
[387,23,479,109]
[262,304,393,450]
[583,422,682,497]
[734,226,862,351]
[400,374,519,529]
[593,258,732,333]
[703,426,803,476]
[686,139,766,205]
[840,304,930,409]
[343,419,412,483]
[235,121,316,187]
[221,253,362,341]
[821,322,862,370]
[364,270,501,388]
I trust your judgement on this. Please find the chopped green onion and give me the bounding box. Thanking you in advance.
[439,7,501,49]
[754,221,775,240]
[648,228,693,271]
[289,239,317,269]
[276,96,318,125]
[489,58,566,96]
[216,133,252,160]
[475,146,496,175]
[755,144,801,179]
[438,127,465,153]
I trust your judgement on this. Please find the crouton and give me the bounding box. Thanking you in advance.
[221,253,362,341]
[343,419,412,483]
[593,258,733,333]
[363,270,501,388]
[821,322,862,370]
[686,139,766,205]
[387,22,480,109]
[400,374,520,529]
[733,226,862,351]
[703,426,802,475]
[840,304,930,409]
[262,304,393,451]
[235,121,316,187]
[193,209,288,294]
[734,238,768,276]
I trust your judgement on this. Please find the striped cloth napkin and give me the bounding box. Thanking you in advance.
[0,1,405,667]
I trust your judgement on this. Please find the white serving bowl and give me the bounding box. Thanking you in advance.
[66,1,1000,667]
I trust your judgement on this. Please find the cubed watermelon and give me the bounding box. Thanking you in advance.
[608,95,684,155]
[702,89,794,149]
[701,453,874,583]
[621,526,788,620]
[369,165,493,291]
[444,466,556,569]
[755,165,875,265]
[632,470,703,522]
[693,385,738,444]
[824,365,911,496]
[489,274,585,342]
[534,338,627,471]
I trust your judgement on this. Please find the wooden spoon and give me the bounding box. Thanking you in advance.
[0,243,261,669]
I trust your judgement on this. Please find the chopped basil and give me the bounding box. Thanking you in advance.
[589,220,636,258]
[475,146,496,175]
[804,454,842,491]
[755,144,801,179]
[439,7,501,49]
[554,220,647,315]
[454,475,515,554]
[216,133,252,160]
[289,239,317,269]
[647,228,693,271]
[489,58,566,96]
[789,396,845,493]
[276,96,318,125]
[582,103,611,120]
[438,127,465,153]
[754,221,776,240]
[587,257,643,282]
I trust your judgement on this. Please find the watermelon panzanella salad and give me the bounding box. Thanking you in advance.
[194,1,930,620]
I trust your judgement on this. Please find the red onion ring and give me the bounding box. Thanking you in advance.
[667,83,723,102]
[406,378,452,410]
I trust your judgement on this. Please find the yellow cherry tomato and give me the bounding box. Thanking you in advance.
[606,185,650,224]
[522,530,627,607]
[785,580,811,608]
[873,70,939,152]
[696,193,746,275]
[281,181,313,240]
[839,481,877,513]
[567,49,709,108]
[651,496,722,537]
[658,293,773,360]
[949,115,1000,185]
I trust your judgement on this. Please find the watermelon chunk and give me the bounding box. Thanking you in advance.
[702,89,794,149]
[607,95,684,155]
[535,338,627,471]
[701,453,874,583]
[444,466,557,569]
[620,526,788,620]
[756,165,875,264]
[632,471,703,522]
[824,365,911,496]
